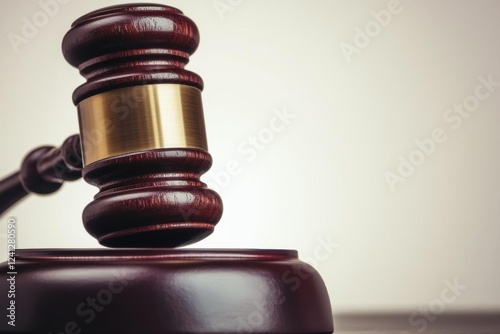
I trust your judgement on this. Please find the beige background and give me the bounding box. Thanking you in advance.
[0,0,499,314]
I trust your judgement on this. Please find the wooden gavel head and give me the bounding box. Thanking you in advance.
[62,3,223,248]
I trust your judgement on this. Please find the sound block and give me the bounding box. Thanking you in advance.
[0,249,333,334]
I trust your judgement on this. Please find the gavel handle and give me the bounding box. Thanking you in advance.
[0,135,82,215]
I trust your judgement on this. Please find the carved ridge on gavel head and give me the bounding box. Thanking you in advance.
[62,3,223,248]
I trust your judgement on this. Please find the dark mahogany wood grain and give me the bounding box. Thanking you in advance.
[0,172,28,215]
[62,3,223,247]
[0,135,82,215]
[0,249,334,334]
[82,148,223,248]
[62,3,203,104]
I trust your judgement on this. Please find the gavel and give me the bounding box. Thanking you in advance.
[0,3,223,248]
[0,4,333,334]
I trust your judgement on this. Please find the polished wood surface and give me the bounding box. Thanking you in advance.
[0,135,82,215]
[62,3,203,105]
[0,172,27,216]
[0,4,224,246]
[0,249,333,334]
[82,148,222,248]
[62,3,223,248]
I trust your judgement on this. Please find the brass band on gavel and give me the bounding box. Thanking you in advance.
[78,84,208,166]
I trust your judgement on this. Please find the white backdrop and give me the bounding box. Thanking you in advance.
[1,0,499,314]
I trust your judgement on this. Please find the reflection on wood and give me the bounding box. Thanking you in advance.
[334,311,500,333]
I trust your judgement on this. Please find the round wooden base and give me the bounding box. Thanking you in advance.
[0,249,333,334]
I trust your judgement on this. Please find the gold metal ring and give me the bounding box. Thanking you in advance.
[78,84,208,166]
